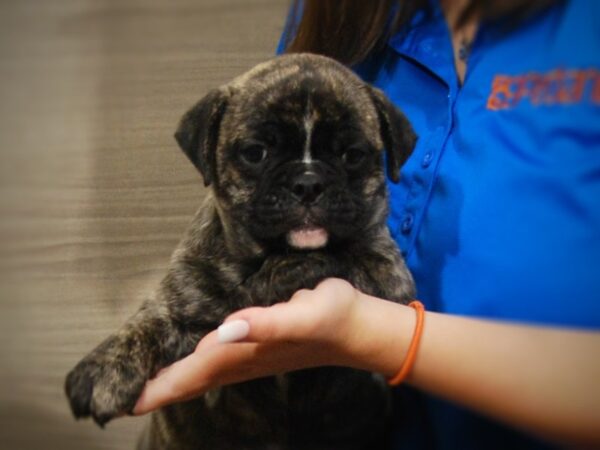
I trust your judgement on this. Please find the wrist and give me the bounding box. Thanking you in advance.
[343,292,418,378]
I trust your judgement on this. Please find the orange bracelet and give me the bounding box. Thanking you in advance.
[387,300,425,386]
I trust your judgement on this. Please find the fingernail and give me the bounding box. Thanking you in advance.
[218,320,250,343]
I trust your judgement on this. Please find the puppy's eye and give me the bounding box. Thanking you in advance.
[341,147,367,168]
[240,145,267,165]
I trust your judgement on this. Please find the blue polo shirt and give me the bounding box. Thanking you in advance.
[280,1,600,448]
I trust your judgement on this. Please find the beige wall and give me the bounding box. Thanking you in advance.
[0,1,288,448]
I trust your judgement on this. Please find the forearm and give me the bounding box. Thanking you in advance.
[352,293,600,447]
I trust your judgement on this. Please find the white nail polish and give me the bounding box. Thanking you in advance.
[218,320,250,343]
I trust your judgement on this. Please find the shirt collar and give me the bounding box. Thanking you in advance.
[387,0,458,89]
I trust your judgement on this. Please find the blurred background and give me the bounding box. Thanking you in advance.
[0,0,287,448]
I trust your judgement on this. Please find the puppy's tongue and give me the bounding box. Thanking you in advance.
[287,227,328,249]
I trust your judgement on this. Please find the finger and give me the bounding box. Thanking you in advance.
[133,340,259,415]
[224,302,314,344]
[195,329,221,351]
[133,357,187,415]
[134,332,218,414]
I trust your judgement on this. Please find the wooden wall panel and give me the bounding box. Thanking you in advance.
[0,1,288,448]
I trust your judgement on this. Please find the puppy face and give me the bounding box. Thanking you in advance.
[175,54,416,251]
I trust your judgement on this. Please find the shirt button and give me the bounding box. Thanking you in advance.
[422,152,433,168]
[401,214,414,234]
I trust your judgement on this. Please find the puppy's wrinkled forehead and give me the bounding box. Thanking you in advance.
[222,54,382,146]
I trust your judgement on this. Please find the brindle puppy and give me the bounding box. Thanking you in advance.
[65,53,417,450]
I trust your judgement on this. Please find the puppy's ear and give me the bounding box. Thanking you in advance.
[368,87,417,183]
[174,88,229,186]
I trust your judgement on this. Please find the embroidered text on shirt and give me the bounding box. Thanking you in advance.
[487,68,600,110]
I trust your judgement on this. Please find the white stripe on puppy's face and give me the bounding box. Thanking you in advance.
[302,103,315,164]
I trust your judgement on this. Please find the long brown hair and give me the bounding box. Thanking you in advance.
[283,0,561,66]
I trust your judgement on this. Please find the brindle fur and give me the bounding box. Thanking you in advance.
[65,53,417,450]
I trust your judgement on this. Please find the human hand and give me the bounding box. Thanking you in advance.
[133,278,386,415]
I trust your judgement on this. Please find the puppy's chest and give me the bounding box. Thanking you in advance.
[242,252,350,306]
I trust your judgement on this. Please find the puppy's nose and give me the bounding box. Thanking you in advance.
[290,172,324,204]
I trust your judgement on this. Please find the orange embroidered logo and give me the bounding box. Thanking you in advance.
[487,69,600,110]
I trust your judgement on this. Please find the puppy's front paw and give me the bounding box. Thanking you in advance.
[65,353,146,427]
